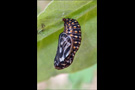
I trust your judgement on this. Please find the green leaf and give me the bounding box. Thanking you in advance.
[37,0,97,82]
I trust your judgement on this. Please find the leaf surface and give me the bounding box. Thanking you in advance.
[37,0,97,82]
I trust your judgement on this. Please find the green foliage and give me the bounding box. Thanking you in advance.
[37,0,97,82]
[69,64,97,88]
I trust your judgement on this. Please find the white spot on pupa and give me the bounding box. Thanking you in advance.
[59,47,62,53]
[59,56,64,62]
[66,51,70,57]
[61,40,64,45]
[56,62,59,66]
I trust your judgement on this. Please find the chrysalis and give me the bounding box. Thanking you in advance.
[54,18,81,70]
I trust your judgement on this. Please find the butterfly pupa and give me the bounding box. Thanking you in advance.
[54,18,81,70]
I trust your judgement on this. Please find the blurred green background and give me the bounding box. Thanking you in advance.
[37,0,97,89]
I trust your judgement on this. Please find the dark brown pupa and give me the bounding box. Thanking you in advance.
[54,18,81,70]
